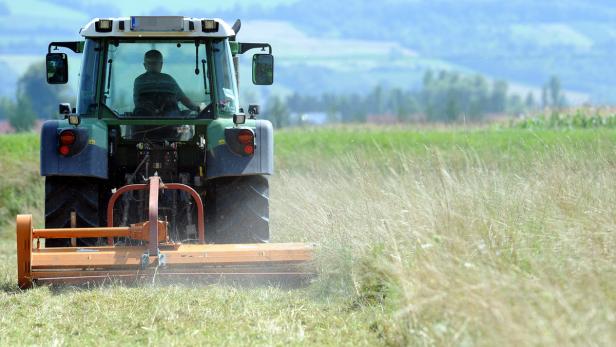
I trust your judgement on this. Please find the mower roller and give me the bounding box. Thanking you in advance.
[17,177,314,289]
[16,16,315,288]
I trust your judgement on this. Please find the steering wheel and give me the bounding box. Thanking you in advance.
[134,91,179,117]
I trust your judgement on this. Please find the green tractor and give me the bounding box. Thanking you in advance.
[43,16,275,247]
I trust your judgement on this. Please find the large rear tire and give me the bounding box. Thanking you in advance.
[44,177,102,247]
[205,175,270,244]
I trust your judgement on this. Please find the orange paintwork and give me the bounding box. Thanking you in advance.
[16,214,315,289]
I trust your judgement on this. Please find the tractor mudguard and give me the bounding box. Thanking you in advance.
[40,119,108,179]
[206,119,274,178]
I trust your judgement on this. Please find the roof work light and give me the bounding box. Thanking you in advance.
[95,19,113,32]
[202,20,219,32]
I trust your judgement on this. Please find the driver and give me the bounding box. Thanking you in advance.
[133,49,200,116]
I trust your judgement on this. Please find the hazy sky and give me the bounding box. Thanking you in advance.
[0,0,296,15]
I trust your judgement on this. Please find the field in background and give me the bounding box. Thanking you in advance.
[1,127,616,346]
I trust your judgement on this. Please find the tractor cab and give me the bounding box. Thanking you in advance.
[46,16,272,133]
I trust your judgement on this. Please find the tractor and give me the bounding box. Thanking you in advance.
[15,16,313,288]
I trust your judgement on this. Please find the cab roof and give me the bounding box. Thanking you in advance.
[80,16,235,38]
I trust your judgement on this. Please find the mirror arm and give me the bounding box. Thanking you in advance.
[238,43,272,55]
[48,41,85,54]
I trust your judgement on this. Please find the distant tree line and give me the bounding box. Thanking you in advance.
[264,71,567,126]
[0,62,567,131]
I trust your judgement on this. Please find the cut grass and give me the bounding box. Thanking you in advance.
[0,285,385,346]
[1,127,616,346]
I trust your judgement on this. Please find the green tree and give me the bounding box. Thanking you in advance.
[0,97,14,119]
[549,76,561,107]
[421,70,493,122]
[525,92,536,110]
[392,88,416,122]
[507,94,524,115]
[9,96,37,132]
[266,96,288,128]
[347,93,367,122]
[490,80,508,113]
[444,93,459,121]
[546,75,567,109]
[468,75,489,120]
[16,62,72,118]
[322,93,340,123]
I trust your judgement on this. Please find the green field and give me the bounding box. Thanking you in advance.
[1,127,616,346]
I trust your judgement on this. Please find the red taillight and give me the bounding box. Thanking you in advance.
[58,145,71,156]
[59,130,76,145]
[58,130,77,156]
[237,130,254,145]
[243,145,254,155]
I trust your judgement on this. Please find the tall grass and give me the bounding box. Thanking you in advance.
[272,134,616,346]
[0,133,43,237]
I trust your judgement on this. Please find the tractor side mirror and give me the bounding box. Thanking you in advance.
[46,53,69,84]
[252,54,274,85]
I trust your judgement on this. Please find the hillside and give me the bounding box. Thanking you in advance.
[221,0,616,102]
[1,0,615,103]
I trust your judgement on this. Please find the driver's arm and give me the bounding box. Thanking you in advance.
[133,77,141,106]
[179,95,200,112]
[171,78,200,111]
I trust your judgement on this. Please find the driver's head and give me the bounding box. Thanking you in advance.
[143,50,163,73]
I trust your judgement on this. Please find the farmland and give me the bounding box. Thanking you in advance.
[1,126,615,346]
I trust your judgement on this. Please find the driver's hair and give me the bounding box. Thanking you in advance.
[144,50,163,62]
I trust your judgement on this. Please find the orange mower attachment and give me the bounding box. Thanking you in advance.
[16,177,315,289]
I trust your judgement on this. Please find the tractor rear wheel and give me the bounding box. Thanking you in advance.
[205,175,270,243]
[44,176,103,247]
